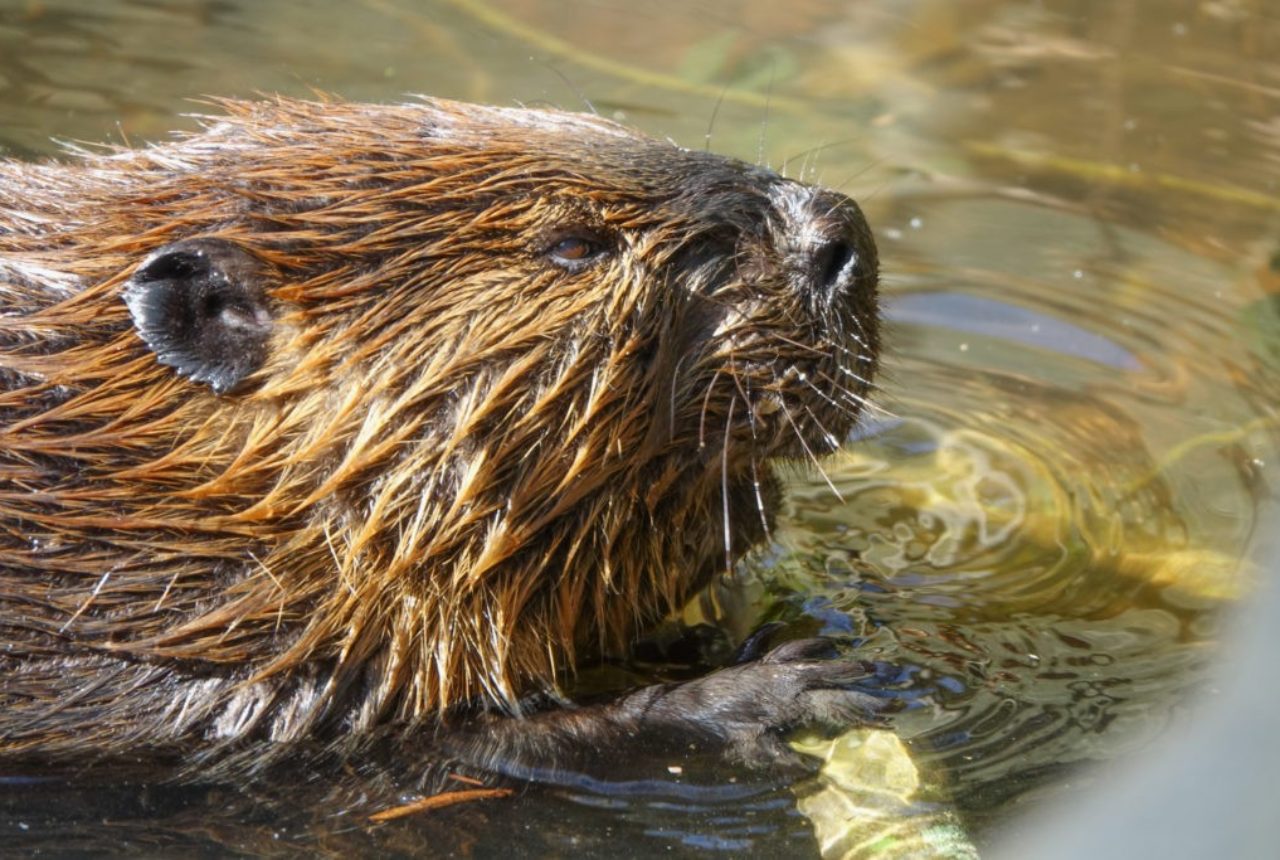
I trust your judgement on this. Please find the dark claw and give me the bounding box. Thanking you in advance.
[729,621,787,664]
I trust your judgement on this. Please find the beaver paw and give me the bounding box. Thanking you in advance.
[619,637,893,768]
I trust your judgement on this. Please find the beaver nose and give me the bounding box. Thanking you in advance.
[811,231,858,298]
[776,185,875,309]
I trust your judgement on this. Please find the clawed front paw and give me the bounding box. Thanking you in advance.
[632,637,898,768]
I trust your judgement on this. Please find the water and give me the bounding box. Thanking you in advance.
[2,0,1278,856]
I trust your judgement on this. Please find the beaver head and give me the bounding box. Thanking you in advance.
[0,97,877,755]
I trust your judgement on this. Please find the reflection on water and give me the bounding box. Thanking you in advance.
[2,0,1278,855]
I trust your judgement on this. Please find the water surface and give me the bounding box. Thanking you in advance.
[1,0,1277,856]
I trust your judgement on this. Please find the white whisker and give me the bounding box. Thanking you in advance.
[749,456,772,542]
[822,373,896,420]
[721,396,737,574]
[837,363,878,388]
[669,353,688,441]
[698,368,724,450]
[801,374,854,418]
[801,404,840,450]
[780,401,846,503]
[737,370,774,542]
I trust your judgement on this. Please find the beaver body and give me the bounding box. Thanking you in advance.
[0,97,879,772]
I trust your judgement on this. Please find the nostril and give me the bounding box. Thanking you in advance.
[812,237,857,296]
[771,182,876,305]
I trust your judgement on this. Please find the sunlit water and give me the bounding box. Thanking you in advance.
[2,0,1278,856]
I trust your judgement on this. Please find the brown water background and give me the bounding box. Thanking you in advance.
[1,0,1278,856]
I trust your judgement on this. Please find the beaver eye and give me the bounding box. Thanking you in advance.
[551,237,594,260]
[545,232,610,272]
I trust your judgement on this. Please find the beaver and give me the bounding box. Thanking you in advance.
[0,96,881,779]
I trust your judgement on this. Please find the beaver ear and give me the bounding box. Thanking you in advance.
[123,238,274,394]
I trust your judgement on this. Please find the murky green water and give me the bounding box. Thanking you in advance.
[2,0,1278,856]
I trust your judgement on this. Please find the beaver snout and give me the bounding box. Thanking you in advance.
[772,183,878,313]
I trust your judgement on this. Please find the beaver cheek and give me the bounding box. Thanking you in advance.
[123,238,274,394]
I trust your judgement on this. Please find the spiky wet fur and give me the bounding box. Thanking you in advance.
[0,97,878,765]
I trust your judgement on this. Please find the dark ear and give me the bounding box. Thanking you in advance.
[123,238,274,394]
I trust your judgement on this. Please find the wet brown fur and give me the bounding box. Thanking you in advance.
[0,97,878,764]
